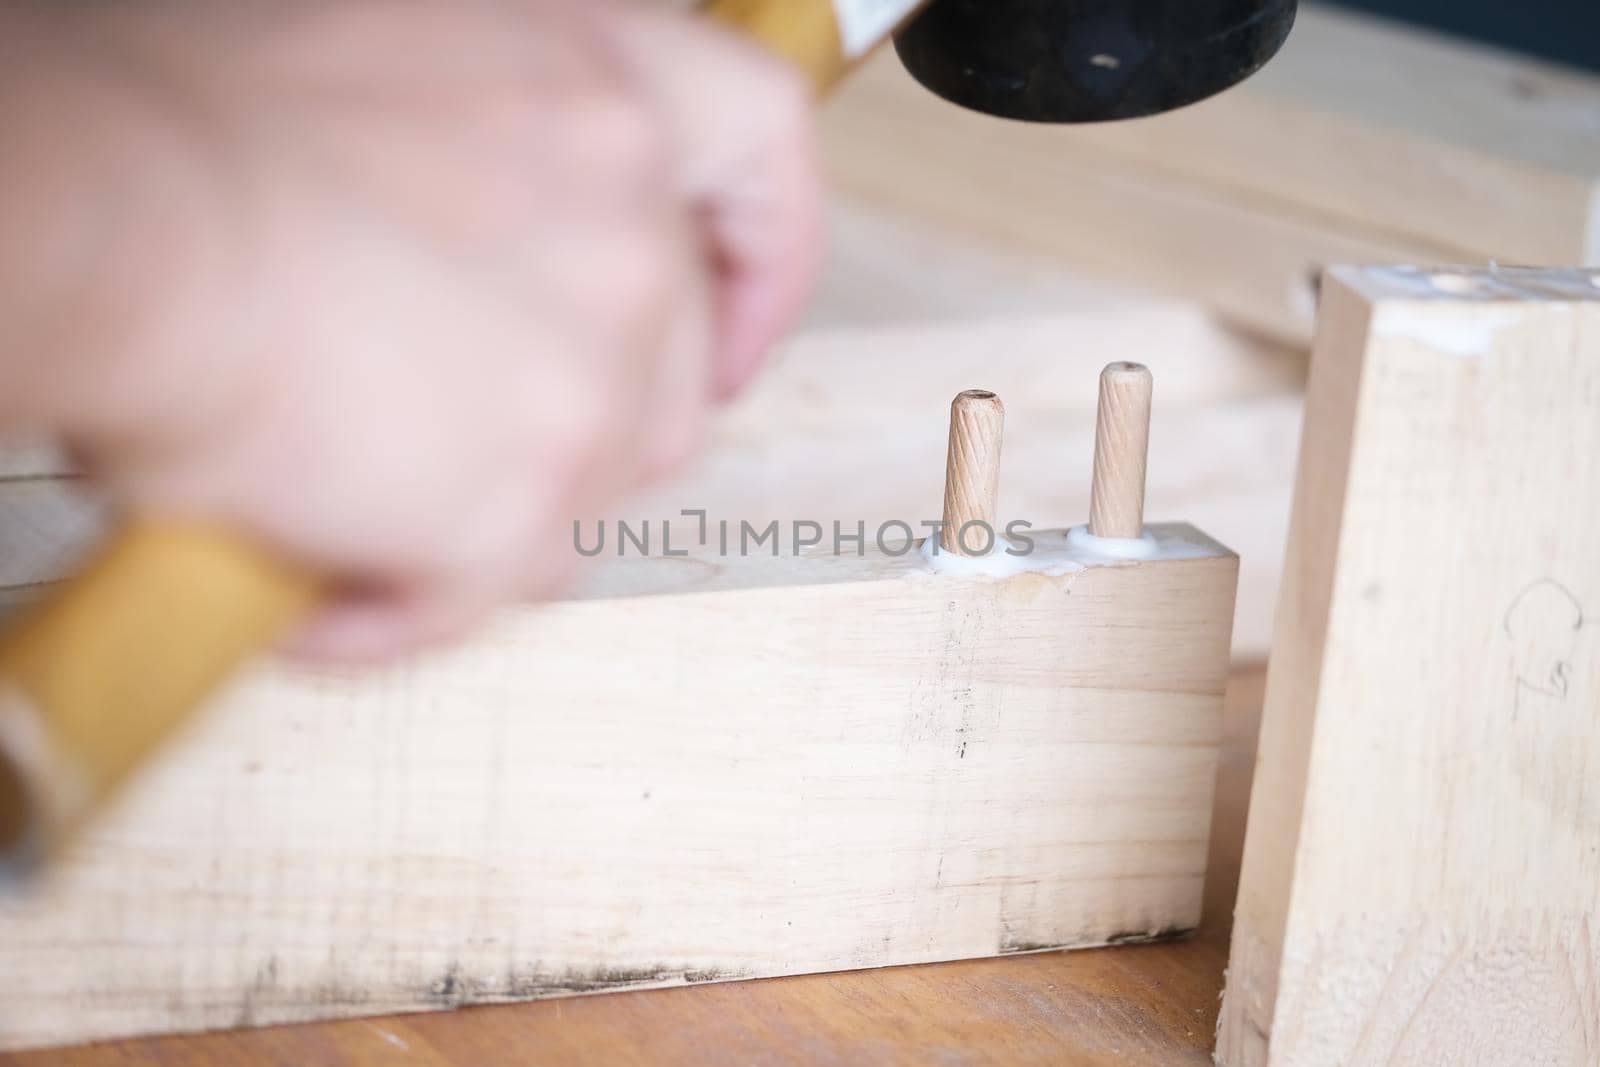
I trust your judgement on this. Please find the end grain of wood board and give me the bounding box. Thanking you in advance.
[0,525,1237,1051]
[821,5,1600,344]
[1218,266,1600,1065]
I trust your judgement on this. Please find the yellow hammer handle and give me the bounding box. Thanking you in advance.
[701,0,931,93]
[0,0,919,879]
[702,0,854,91]
[0,523,317,876]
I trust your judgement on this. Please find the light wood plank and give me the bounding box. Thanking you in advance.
[1217,266,1600,1065]
[1033,7,1600,267]
[0,524,1236,1051]
[820,6,1600,344]
[0,667,1270,1067]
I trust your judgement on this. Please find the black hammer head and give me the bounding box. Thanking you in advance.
[894,0,1298,123]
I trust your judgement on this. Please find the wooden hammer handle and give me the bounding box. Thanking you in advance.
[703,0,927,90]
[703,0,855,89]
[0,522,317,874]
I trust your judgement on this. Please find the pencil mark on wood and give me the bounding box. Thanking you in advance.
[1504,579,1586,715]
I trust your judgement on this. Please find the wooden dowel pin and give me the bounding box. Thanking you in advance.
[1088,362,1153,540]
[940,390,1005,556]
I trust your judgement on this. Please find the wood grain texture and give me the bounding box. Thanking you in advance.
[0,672,1266,1067]
[1218,266,1600,1065]
[940,390,1005,554]
[1088,364,1153,540]
[820,5,1600,344]
[0,521,1236,1051]
[1056,8,1600,267]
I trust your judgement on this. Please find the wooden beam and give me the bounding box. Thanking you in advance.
[821,6,1600,344]
[0,517,1237,1051]
[1217,266,1600,1064]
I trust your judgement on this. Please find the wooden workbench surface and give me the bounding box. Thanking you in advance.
[0,667,1265,1066]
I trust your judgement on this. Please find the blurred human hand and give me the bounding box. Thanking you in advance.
[0,0,821,660]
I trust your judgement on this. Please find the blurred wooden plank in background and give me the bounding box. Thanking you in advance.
[822,5,1600,344]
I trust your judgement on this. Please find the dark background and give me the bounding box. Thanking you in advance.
[1328,0,1599,72]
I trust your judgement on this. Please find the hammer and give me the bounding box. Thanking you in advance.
[0,0,1297,876]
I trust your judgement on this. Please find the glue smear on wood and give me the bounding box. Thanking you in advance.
[918,528,1214,579]
[1364,266,1600,359]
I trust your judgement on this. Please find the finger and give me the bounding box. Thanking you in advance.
[286,580,498,664]
[635,228,715,483]
[699,121,823,401]
[603,6,825,401]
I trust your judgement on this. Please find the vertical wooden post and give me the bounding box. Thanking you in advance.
[1217,267,1600,1065]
